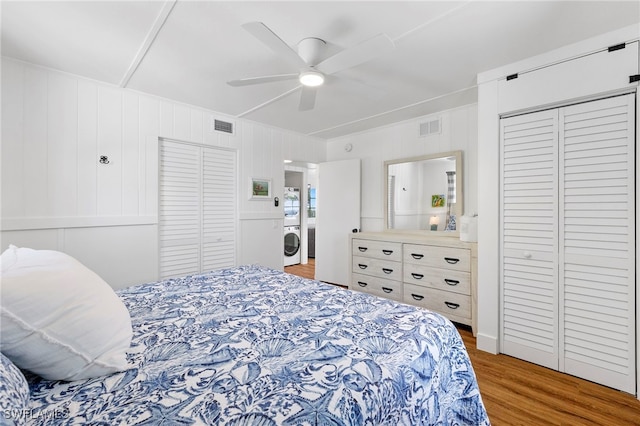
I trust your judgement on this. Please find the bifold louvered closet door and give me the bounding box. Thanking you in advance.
[501,93,635,393]
[159,140,237,279]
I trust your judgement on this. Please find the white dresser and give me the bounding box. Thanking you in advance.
[352,239,403,301]
[350,232,477,334]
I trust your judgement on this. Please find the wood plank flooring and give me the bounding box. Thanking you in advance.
[285,258,316,280]
[284,261,640,425]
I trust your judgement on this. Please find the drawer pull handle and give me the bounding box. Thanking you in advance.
[382,249,393,255]
[382,287,393,293]
[444,257,460,264]
[357,281,368,287]
[382,268,393,274]
[444,301,460,310]
[411,273,424,280]
[411,294,424,301]
[358,264,368,269]
[444,279,459,286]
[411,253,424,259]
[358,247,368,252]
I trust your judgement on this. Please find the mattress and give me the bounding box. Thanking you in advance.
[25,265,489,425]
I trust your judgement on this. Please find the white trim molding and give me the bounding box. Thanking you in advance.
[1,216,158,231]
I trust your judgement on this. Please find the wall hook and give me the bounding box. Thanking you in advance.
[99,155,110,164]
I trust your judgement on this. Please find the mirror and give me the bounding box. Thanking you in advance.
[384,150,463,234]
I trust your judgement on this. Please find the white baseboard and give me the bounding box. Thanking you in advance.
[476,332,499,355]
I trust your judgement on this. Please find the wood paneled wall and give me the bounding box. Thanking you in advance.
[1,57,326,287]
[326,104,478,232]
[1,59,240,221]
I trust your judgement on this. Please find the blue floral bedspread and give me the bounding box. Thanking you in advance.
[25,265,490,425]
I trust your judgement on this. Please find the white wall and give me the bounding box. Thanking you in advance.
[1,58,326,288]
[326,104,478,232]
[237,121,325,271]
[476,24,639,395]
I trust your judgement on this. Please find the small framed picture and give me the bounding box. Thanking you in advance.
[249,177,272,200]
[431,194,445,208]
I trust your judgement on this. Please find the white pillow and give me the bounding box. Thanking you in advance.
[0,245,132,381]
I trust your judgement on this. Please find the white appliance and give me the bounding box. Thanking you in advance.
[284,187,301,226]
[284,225,301,266]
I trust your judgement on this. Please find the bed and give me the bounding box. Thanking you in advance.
[2,253,489,425]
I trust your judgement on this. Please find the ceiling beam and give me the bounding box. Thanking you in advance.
[119,0,177,88]
[237,86,302,118]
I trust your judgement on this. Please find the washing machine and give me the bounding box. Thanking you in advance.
[284,187,301,226]
[284,225,301,266]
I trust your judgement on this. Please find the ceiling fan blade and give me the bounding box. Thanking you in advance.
[298,86,317,111]
[242,22,307,69]
[316,33,395,75]
[227,73,299,87]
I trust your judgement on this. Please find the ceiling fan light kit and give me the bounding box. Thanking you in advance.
[299,71,324,87]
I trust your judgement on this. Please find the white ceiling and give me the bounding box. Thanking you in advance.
[2,1,639,139]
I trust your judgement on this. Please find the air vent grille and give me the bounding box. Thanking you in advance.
[214,119,234,134]
[419,117,441,137]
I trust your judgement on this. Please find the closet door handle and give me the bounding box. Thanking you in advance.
[411,253,424,260]
[444,257,460,264]
[444,278,459,286]
[411,273,424,280]
[411,294,424,301]
[382,268,393,274]
[382,287,393,293]
[444,301,460,310]
[382,249,393,255]
[358,247,368,252]
[358,264,368,269]
[357,281,368,287]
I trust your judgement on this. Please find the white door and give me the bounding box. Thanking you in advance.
[315,159,361,285]
[500,93,635,393]
[558,94,635,393]
[159,139,237,279]
[500,108,560,370]
[159,141,202,279]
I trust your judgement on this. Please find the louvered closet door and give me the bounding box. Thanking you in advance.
[500,109,559,370]
[159,141,202,278]
[559,94,635,393]
[202,148,236,271]
[501,94,636,393]
[159,140,237,280]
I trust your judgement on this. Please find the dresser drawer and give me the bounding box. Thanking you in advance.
[352,256,402,281]
[351,273,403,301]
[404,244,470,272]
[403,265,471,295]
[352,239,402,262]
[404,284,471,323]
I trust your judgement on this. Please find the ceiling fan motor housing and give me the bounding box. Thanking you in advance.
[297,37,326,66]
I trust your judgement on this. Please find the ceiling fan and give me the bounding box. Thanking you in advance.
[227,22,395,111]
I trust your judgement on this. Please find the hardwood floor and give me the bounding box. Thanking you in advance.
[284,258,316,280]
[458,328,640,425]
[284,261,640,425]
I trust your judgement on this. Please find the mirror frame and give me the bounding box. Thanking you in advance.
[384,150,463,236]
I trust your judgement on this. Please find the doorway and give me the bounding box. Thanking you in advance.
[284,166,316,267]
